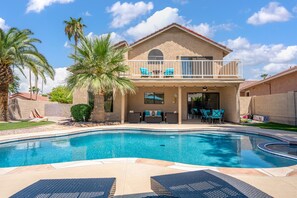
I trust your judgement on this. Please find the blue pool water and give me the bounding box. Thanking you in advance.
[0,130,296,168]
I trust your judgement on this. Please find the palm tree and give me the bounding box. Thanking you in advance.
[0,28,55,121]
[67,33,135,122]
[261,74,268,79]
[64,17,86,56]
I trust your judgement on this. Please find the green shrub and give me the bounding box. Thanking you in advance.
[71,104,92,122]
[50,86,73,104]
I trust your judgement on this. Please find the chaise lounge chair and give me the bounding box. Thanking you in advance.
[29,109,48,122]
[151,170,271,198]
[10,178,116,198]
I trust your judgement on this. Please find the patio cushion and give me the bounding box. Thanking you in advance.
[155,110,162,116]
[145,110,151,116]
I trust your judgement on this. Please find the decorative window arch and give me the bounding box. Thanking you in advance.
[148,49,163,64]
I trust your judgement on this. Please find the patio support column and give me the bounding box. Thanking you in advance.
[178,86,182,124]
[121,94,125,124]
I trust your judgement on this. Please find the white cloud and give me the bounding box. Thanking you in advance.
[86,32,125,44]
[0,18,9,30]
[247,2,292,25]
[26,0,74,13]
[16,67,70,94]
[126,7,234,40]
[107,1,154,28]
[188,23,235,38]
[263,63,290,73]
[126,7,185,40]
[64,41,71,48]
[83,11,91,17]
[224,37,297,76]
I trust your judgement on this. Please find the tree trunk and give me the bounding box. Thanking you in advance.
[0,83,9,121]
[35,76,38,100]
[29,69,32,100]
[92,92,105,122]
[0,64,12,122]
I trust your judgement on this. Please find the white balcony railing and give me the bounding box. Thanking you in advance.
[123,60,243,79]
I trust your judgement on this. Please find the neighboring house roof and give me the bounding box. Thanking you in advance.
[240,66,297,91]
[239,81,258,91]
[128,23,232,56]
[113,40,128,48]
[9,92,49,101]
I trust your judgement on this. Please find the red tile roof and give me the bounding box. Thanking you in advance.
[9,92,49,101]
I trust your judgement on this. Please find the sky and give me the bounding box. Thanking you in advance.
[0,0,297,93]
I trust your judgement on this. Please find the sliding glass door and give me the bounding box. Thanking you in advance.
[187,93,219,119]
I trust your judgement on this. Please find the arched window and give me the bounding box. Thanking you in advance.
[148,49,163,64]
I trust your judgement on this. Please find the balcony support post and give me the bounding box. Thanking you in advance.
[121,94,125,124]
[178,86,182,125]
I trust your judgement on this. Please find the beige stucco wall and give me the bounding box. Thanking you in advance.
[73,87,89,104]
[127,87,178,115]
[220,85,240,123]
[240,97,252,115]
[128,27,224,61]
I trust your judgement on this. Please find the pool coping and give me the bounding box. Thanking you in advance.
[0,125,297,176]
[0,157,296,178]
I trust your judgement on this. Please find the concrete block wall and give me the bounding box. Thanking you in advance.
[8,98,73,119]
[240,91,297,125]
[44,103,72,117]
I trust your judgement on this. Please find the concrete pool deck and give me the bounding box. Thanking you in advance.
[0,123,297,197]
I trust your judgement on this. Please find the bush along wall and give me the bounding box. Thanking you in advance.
[70,104,92,122]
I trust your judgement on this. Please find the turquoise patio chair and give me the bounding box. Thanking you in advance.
[210,109,222,124]
[164,68,174,77]
[191,108,199,119]
[201,109,211,123]
[140,68,152,77]
[220,109,225,123]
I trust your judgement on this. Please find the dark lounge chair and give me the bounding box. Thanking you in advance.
[10,178,116,198]
[151,170,271,198]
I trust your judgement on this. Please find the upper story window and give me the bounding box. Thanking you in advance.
[148,49,163,64]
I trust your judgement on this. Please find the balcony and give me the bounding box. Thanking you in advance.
[123,60,243,80]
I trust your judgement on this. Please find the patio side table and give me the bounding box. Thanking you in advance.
[165,112,178,124]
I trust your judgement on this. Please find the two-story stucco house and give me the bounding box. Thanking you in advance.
[72,23,244,124]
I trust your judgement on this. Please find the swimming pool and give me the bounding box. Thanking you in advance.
[0,130,296,168]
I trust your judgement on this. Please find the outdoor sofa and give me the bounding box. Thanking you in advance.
[143,110,163,123]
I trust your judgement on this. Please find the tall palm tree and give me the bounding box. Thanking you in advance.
[67,33,135,122]
[0,28,55,121]
[64,17,86,56]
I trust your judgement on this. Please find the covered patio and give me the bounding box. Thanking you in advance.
[120,81,241,124]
